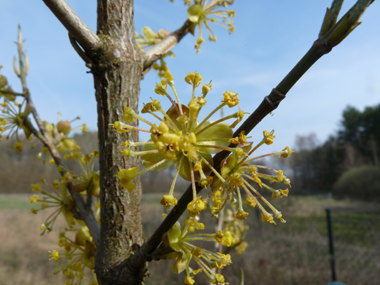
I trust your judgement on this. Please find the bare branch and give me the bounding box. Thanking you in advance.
[42,0,98,51]
[143,20,191,72]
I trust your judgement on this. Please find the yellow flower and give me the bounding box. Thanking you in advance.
[185,276,195,285]
[222,91,239,107]
[184,215,204,233]
[31,183,42,192]
[281,146,294,158]
[215,274,225,284]
[244,196,257,208]
[160,194,178,208]
[202,83,212,96]
[13,141,23,152]
[263,130,275,145]
[280,189,289,196]
[214,253,232,269]
[154,80,167,96]
[272,190,281,199]
[29,194,40,203]
[184,72,202,87]
[261,212,275,224]
[187,197,207,214]
[120,107,135,123]
[49,250,60,262]
[214,230,233,247]
[118,167,139,193]
[235,209,249,220]
[82,123,87,133]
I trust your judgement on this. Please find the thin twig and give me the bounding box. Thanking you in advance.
[42,0,99,51]
[143,20,191,72]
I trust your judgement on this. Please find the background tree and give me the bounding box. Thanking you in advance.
[338,104,380,165]
[0,0,377,284]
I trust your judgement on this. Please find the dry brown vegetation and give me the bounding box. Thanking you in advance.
[2,194,379,285]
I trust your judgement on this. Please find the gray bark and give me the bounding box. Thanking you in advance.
[92,1,146,283]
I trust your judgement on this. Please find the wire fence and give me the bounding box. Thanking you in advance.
[325,206,380,285]
[211,201,380,285]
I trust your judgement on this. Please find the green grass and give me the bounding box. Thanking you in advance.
[0,194,32,212]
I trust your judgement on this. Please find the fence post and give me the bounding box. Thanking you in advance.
[326,208,337,282]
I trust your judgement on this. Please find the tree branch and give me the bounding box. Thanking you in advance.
[143,20,191,72]
[42,0,99,51]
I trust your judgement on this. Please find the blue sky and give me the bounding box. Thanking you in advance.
[0,1,379,153]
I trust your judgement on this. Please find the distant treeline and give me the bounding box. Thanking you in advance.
[273,103,380,202]
[0,132,98,193]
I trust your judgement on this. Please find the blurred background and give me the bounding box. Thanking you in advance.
[1,1,379,285]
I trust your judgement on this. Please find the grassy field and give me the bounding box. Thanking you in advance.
[1,194,379,285]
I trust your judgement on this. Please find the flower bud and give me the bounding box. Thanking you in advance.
[0,75,7,88]
[157,29,169,39]
[57,120,71,135]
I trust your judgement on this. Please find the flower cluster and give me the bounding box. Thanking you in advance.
[114,72,241,201]
[0,30,33,147]
[185,0,236,53]
[163,209,232,285]
[114,71,293,283]
[51,228,97,285]
[42,113,87,154]
[0,99,33,148]
[0,70,33,147]
[222,208,249,254]
[30,151,100,234]
[205,130,293,224]
[30,151,100,284]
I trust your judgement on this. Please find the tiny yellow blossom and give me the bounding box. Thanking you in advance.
[185,276,195,285]
[13,141,23,152]
[160,194,178,208]
[261,212,275,224]
[244,196,257,208]
[187,197,207,214]
[280,189,289,196]
[29,194,40,203]
[263,130,275,145]
[222,91,239,107]
[202,82,212,95]
[235,209,249,220]
[49,250,60,262]
[281,146,294,158]
[31,183,42,192]
[82,123,87,133]
[184,72,202,87]
[118,167,139,193]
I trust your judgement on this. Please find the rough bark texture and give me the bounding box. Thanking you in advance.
[92,1,146,284]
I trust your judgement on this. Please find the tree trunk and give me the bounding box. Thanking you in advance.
[93,1,146,283]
